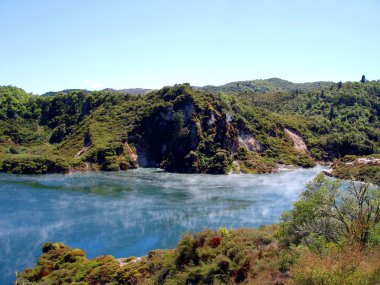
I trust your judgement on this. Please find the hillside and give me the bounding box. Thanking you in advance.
[0,79,379,179]
[241,81,379,157]
[201,78,334,94]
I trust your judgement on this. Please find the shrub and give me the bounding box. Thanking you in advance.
[1,156,69,174]
[219,227,231,238]
[209,237,223,248]
[278,174,380,247]
[175,234,198,267]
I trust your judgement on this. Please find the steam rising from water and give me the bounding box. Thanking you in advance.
[0,166,325,284]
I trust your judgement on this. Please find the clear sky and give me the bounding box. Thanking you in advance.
[1,0,379,94]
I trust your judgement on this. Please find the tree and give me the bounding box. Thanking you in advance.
[329,105,335,121]
[172,111,185,138]
[361,75,366,83]
[278,174,380,246]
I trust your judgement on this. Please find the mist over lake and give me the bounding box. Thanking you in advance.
[0,166,325,284]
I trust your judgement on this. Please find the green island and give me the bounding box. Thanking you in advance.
[2,78,380,284]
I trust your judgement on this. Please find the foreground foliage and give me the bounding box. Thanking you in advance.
[278,174,380,246]
[16,227,286,285]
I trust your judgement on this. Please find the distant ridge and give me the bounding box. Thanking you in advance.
[40,78,334,97]
[102,88,153,95]
[200,78,335,94]
[42,88,153,96]
[42,89,89,96]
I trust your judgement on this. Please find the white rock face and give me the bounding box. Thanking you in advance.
[74,146,90,158]
[346,157,380,165]
[238,131,264,153]
[207,111,216,126]
[159,107,173,121]
[284,128,308,154]
[125,143,138,162]
[181,102,195,122]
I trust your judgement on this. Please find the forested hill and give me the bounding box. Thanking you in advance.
[229,80,380,157]
[0,79,379,177]
[42,88,152,97]
[201,78,334,94]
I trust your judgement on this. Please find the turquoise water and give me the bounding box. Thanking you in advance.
[0,166,325,284]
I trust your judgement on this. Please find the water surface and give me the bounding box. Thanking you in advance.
[0,166,325,284]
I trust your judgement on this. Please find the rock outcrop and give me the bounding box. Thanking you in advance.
[284,128,308,154]
[74,132,92,158]
[74,146,90,158]
[238,131,264,153]
[124,143,139,167]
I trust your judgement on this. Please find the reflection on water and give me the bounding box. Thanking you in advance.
[0,166,325,284]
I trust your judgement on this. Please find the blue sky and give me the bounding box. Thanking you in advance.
[1,0,379,94]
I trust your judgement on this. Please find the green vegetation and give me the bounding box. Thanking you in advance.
[0,83,313,174]
[278,174,380,246]
[16,175,380,284]
[229,80,380,160]
[202,78,334,94]
[16,227,286,285]
[276,174,380,284]
[0,78,379,175]
[329,154,380,185]
[0,155,69,174]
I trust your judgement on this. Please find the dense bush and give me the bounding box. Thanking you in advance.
[0,155,69,174]
[1,80,379,174]
[330,154,380,185]
[278,174,380,247]
[16,227,284,285]
[277,174,380,285]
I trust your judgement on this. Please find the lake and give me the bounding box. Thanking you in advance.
[0,166,325,284]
